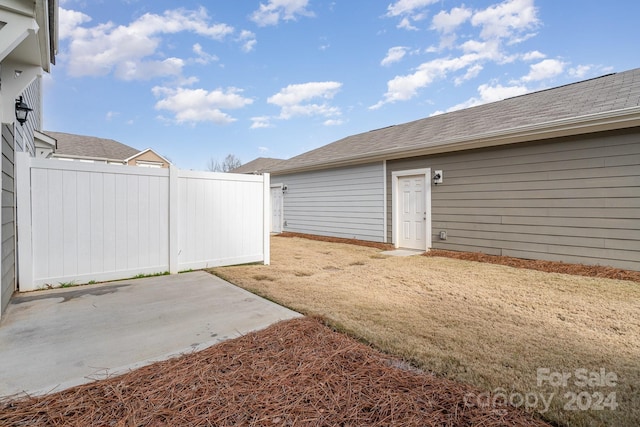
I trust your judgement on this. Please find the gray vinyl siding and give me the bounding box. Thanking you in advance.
[14,77,40,156]
[276,163,385,242]
[1,124,16,316]
[386,128,640,271]
[1,78,40,315]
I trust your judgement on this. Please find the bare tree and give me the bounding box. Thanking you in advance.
[207,154,241,172]
[206,157,220,172]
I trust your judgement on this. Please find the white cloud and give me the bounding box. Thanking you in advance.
[429,0,538,53]
[569,65,592,79]
[432,82,529,114]
[250,0,314,27]
[477,82,528,101]
[152,86,253,125]
[521,58,566,82]
[323,119,344,126]
[138,8,234,40]
[386,0,438,17]
[522,50,546,61]
[454,64,483,85]
[258,146,269,152]
[431,7,472,33]
[369,59,470,109]
[381,46,408,66]
[251,116,273,129]
[283,104,341,119]
[373,0,547,109]
[105,111,119,121]
[238,30,257,52]
[371,54,491,109]
[397,17,418,31]
[471,0,539,41]
[386,0,438,30]
[58,8,91,39]
[60,7,234,80]
[506,31,537,45]
[118,57,185,81]
[460,39,500,57]
[176,76,200,87]
[268,81,342,120]
[193,43,219,65]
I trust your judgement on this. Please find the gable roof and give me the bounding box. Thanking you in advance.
[124,148,172,165]
[273,68,640,174]
[45,131,140,162]
[230,157,286,174]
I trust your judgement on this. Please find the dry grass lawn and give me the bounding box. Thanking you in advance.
[211,236,640,427]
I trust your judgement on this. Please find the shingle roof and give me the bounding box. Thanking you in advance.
[45,131,140,161]
[273,68,640,174]
[230,157,286,174]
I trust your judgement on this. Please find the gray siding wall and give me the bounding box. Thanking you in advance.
[1,77,40,315]
[15,77,40,156]
[387,129,640,271]
[1,124,16,315]
[276,162,385,242]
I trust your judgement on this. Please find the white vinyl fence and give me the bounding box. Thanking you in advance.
[16,153,270,291]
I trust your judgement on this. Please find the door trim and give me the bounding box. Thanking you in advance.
[270,183,284,233]
[391,168,432,250]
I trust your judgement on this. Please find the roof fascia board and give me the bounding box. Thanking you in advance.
[123,149,149,162]
[34,130,56,148]
[50,0,58,64]
[273,107,640,175]
[35,0,51,71]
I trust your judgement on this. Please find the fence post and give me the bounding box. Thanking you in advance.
[15,152,34,291]
[168,165,179,274]
[263,173,270,265]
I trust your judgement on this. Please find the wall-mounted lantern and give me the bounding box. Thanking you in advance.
[15,96,32,126]
[433,170,443,185]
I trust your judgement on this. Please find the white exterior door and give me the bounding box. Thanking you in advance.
[397,174,427,250]
[270,186,283,233]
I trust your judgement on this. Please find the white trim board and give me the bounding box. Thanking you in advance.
[391,168,432,250]
[270,182,284,234]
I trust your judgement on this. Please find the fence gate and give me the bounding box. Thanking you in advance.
[16,153,270,291]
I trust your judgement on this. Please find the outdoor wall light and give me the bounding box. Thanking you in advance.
[15,96,32,126]
[433,170,443,185]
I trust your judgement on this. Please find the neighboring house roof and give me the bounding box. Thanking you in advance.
[231,157,286,174]
[45,131,140,162]
[272,68,640,174]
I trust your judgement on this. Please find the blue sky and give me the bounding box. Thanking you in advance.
[45,0,639,170]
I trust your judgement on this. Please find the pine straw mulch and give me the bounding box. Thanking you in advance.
[278,232,640,282]
[0,317,550,427]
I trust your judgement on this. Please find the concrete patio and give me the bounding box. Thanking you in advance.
[0,271,300,398]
